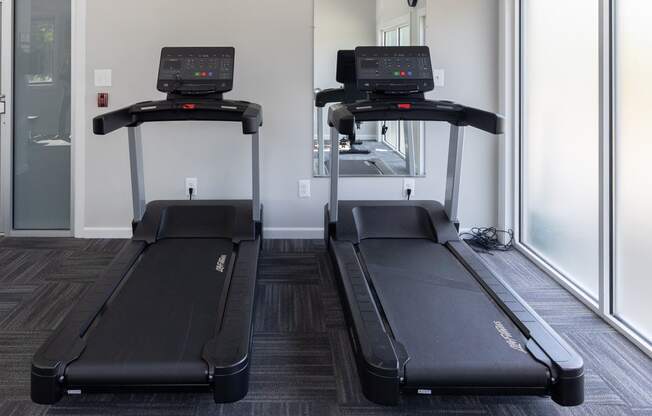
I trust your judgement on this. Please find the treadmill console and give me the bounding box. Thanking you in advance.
[355,46,433,95]
[157,47,235,95]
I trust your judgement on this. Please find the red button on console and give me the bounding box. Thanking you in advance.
[397,103,412,109]
[182,104,197,110]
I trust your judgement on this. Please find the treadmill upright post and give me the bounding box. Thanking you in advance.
[404,121,417,176]
[252,132,261,223]
[127,126,146,222]
[444,125,465,225]
[329,126,340,223]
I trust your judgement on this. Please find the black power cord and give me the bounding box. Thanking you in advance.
[460,227,514,253]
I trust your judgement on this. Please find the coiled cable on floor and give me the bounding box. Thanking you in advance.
[460,227,514,252]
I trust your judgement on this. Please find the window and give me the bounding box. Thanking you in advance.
[517,0,652,354]
[614,0,652,342]
[381,24,410,156]
[520,0,601,300]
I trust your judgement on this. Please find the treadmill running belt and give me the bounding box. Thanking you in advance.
[66,238,234,385]
[358,239,550,388]
[331,159,394,176]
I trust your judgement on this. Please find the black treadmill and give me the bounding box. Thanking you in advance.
[31,47,263,405]
[325,46,584,406]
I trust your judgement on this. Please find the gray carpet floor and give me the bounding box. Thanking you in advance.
[0,237,651,416]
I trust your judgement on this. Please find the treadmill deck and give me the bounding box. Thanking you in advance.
[358,238,550,388]
[66,238,234,385]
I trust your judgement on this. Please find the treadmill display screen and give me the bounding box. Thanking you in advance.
[355,46,434,94]
[157,47,235,94]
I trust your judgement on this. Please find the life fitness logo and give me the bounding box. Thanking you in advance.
[494,321,526,354]
[215,254,227,273]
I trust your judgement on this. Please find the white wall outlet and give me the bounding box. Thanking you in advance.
[299,179,311,198]
[433,69,445,87]
[94,69,112,87]
[185,177,198,197]
[403,178,416,198]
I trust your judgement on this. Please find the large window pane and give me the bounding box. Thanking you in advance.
[521,0,600,298]
[399,25,410,47]
[614,0,652,341]
[13,0,71,229]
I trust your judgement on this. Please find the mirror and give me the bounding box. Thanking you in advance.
[313,0,427,177]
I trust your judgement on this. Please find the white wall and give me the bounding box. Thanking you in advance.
[80,0,499,238]
[314,0,377,138]
[377,0,420,27]
[315,0,376,90]
[424,0,500,228]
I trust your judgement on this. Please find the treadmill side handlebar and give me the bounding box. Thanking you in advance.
[327,100,504,136]
[464,106,505,135]
[92,100,264,136]
[316,88,346,108]
[93,106,138,135]
[242,103,263,135]
[315,87,367,108]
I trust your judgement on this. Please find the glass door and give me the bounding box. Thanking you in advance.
[0,0,8,234]
[1,0,72,234]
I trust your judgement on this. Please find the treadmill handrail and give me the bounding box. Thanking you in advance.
[315,87,367,108]
[93,99,263,136]
[328,99,504,136]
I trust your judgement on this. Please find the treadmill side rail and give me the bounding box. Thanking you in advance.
[203,238,260,403]
[31,241,147,404]
[448,240,585,406]
[329,240,405,405]
[92,105,137,135]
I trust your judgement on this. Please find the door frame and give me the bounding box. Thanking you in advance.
[0,0,81,237]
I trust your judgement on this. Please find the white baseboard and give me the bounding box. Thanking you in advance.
[264,227,323,239]
[80,227,324,240]
[81,227,132,239]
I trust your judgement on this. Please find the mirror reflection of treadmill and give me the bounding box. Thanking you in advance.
[315,50,408,176]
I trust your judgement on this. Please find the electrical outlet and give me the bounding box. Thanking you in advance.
[403,178,416,198]
[299,180,311,198]
[433,69,445,87]
[185,177,198,197]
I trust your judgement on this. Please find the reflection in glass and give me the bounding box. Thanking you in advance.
[13,0,71,229]
[521,0,600,298]
[313,0,426,177]
[614,0,652,342]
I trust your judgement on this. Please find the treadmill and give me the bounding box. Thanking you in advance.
[31,47,263,405]
[325,46,584,406]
